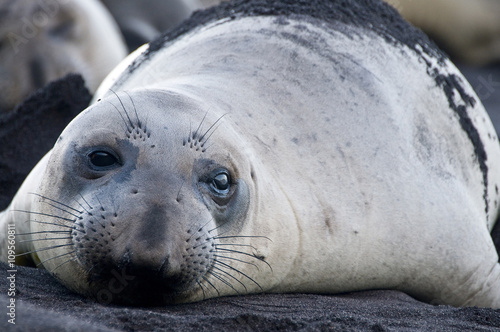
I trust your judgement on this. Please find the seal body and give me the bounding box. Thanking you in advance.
[0,0,126,112]
[2,0,500,307]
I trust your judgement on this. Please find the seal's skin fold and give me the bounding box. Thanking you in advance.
[2,0,500,308]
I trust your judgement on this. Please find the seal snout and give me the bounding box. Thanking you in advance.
[106,205,181,274]
[72,192,216,304]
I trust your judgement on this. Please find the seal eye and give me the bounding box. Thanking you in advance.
[211,172,231,195]
[88,151,120,169]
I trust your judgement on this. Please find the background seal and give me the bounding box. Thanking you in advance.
[0,0,126,113]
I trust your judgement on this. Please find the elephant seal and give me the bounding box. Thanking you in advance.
[0,0,126,113]
[2,0,500,307]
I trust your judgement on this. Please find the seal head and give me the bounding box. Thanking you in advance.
[32,90,262,304]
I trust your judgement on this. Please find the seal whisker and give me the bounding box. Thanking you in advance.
[192,112,208,142]
[83,263,98,276]
[200,122,221,146]
[106,101,132,133]
[110,89,134,130]
[36,250,77,268]
[15,243,73,258]
[205,269,241,295]
[200,143,214,153]
[17,230,69,236]
[196,280,208,300]
[29,193,82,214]
[214,235,272,242]
[74,221,85,229]
[50,257,79,273]
[38,201,81,219]
[212,265,248,292]
[186,218,213,241]
[19,236,72,243]
[12,210,75,223]
[73,198,90,215]
[199,114,227,145]
[212,259,263,291]
[94,194,105,212]
[206,219,233,235]
[124,91,142,129]
[193,238,256,251]
[200,275,220,297]
[215,243,258,250]
[77,193,94,211]
[29,220,79,231]
[216,248,271,270]
[192,237,218,249]
[214,254,260,270]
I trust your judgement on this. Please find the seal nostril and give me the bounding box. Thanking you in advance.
[132,189,139,194]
